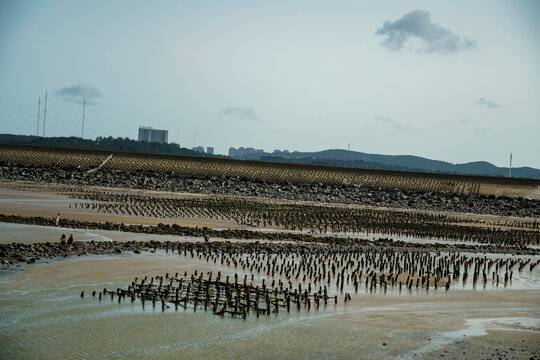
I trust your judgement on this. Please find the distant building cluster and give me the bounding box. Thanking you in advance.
[136,127,218,154]
[272,149,291,155]
[138,126,168,144]
[229,147,265,157]
[135,128,294,157]
[191,146,214,154]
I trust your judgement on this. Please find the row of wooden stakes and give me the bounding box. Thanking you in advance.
[85,272,350,318]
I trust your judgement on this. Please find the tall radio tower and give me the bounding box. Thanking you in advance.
[509,153,512,178]
[81,98,86,138]
[36,97,41,136]
[42,91,48,137]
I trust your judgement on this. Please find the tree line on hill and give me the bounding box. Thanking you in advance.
[235,149,540,179]
[0,134,215,158]
[1,134,538,179]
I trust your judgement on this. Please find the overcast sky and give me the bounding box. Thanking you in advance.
[1,0,539,167]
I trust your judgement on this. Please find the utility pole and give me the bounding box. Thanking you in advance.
[36,97,41,136]
[509,153,512,178]
[42,91,48,137]
[81,98,86,138]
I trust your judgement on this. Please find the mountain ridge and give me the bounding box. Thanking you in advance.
[231,148,540,179]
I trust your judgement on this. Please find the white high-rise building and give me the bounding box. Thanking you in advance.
[138,127,168,144]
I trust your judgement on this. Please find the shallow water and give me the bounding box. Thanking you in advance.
[3,221,537,252]
[0,222,293,245]
[0,221,185,244]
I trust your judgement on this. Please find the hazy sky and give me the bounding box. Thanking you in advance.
[1,0,539,167]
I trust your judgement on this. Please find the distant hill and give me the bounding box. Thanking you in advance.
[232,149,540,179]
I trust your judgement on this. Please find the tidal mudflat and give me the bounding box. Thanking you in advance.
[1,247,539,360]
[0,161,539,359]
[1,225,539,359]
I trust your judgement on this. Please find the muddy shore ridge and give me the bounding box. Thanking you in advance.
[2,161,539,217]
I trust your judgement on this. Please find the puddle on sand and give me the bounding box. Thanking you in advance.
[398,317,540,359]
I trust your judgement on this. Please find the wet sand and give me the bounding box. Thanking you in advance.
[1,183,539,359]
[0,187,246,229]
[2,185,537,250]
[1,186,538,231]
[423,330,540,359]
[1,252,539,359]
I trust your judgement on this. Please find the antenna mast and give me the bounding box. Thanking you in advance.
[509,153,512,178]
[81,98,86,138]
[42,91,48,137]
[36,97,41,136]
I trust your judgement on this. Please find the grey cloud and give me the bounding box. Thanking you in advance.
[474,127,491,133]
[56,83,102,105]
[267,127,280,134]
[476,97,500,108]
[374,116,393,124]
[376,10,475,53]
[392,123,411,131]
[374,116,409,131]
[459,118,469,125]
[220,107,261,122]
